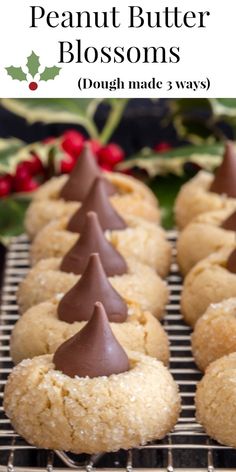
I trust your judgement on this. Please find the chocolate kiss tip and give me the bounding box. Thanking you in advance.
[58,253,128,324]
[59,143,116,202]
[67,177,127,233]
[53,302,130,378]
[210,141,236,198]
[221,210,236,231]
[60,212,128,276]
[226,248,236,274]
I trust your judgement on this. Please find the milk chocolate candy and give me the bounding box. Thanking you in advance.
[210,142,236,198]
[60,143,116,202]
[67,177,126,233]
[60,212,128,276]
[226,248,236,274]
[53,302,130,378]
[221,211,236,231]
[58,253,128,323]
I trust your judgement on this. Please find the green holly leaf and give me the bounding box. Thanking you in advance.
[0,197,31,245]
[5,67,27,82]
[27,51,40,78]
[117,143,224,177]
[40,66,61,81]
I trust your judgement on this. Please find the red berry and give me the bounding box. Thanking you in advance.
[5,173,13,185]
[99,163,113,172]
[86,139,101,157]
[14,177,39,193]
[61,130,85,158]
[60,154,76,174]
[15,162,32,181]
[154,142,172,153]
[98,144,125,168]
[0,177,11,197]
[27,154,44,175]
[29,82,38,91]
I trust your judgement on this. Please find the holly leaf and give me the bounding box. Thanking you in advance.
[0,197,31,245]
[1,98,101,138]
[0,138,25,173]
[27,51,40,78]
[151,176,187,229]
[40,66,61,81]
[117,143,225,177]
[5,67,27,82]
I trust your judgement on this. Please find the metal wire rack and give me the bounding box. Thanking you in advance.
[0,232,236,471]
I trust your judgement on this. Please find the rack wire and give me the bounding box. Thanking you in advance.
[0,232,236,471]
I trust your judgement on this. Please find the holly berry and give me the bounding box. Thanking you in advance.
[60,154,76,174]
[15,162,32,182]
[14,177,39,193]
[27,154,44,175]
[98,143,125,168]
[29,82,38,91]
[154,141,172,153]
[0,177,11,197]
[61,130,85,158]
[86,139,101,157]
[99,163,113,172]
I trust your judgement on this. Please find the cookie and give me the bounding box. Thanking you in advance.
[5,303,180,454]
[177,208,236,275]
[196,353,236,448]
[181,247,236,326]
[192,298,236,371]
[4,351,180,453]
[174,171,236,229]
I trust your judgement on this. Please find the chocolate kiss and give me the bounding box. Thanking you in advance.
[210,142,236,198]
[60,212,128,276]
[53,302,130,378]
[67,177,127,233]
[226,248,236,274]
[58,253,128,323]
[221,211,236,231]
[59,143,116,202]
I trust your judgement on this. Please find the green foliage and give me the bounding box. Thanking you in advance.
[0,139,25,173]
[0,197,30,245]
[5,67,27,82]
[1,98,128,144]
[118,143,224,177]
[27,51,40,78]
[151,176,187,229]
[168,98,236,143]
[40,67,61,81]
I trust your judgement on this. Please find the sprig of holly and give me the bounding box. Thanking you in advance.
[5,51,61,91]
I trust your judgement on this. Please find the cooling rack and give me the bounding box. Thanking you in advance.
[0,232,236,471]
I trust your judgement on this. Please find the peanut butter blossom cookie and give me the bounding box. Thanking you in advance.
[4,303,180,454]
[181,246,236,326]
[177,208,236,275]
[18,213,168,318]
[30,177,171,276]
[25,144,160,238]
[11,253,169,365]
[175,142,236,229]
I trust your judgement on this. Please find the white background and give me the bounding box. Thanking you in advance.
[0,0,234,97]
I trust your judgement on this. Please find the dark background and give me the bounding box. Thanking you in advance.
[0,99,179,154]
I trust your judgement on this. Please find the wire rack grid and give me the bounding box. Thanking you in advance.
[0,232,235,471]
